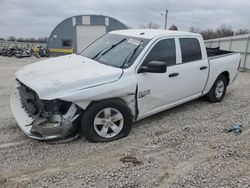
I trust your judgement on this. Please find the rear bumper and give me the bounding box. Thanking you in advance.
[10,92,78,140]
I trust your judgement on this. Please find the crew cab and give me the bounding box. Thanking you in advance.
[10,29,241,142]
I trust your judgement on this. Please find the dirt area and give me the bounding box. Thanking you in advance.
[0,56,249,188]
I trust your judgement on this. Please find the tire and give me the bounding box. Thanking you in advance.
[81,99,132,142]
[206,74,227,103]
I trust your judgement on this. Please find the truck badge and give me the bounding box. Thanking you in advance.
[138,89,151,98]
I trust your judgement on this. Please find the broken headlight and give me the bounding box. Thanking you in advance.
[39,99,72,118]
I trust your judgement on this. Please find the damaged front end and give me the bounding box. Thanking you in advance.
[10,81,81,140]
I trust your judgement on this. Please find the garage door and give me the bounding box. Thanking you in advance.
[76,25,106,53]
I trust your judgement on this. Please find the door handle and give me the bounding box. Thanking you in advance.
[200,66,208,70]
[169,72,179,77]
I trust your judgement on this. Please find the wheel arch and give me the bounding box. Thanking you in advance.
[75,97,137,120]
[204,70,230,95]
[206,72,228,103]
[220,71,230,85]
[87,98,128,108]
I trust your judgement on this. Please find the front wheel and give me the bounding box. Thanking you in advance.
[81,99,132,142]
[206,74,227,103]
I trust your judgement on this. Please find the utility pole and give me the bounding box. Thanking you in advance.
[164,9,168,30]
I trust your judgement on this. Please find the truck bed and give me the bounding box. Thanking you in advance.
[203,50,240,95]
[206,47,234,59]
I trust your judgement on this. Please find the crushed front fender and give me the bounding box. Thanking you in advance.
[10,92,80,140]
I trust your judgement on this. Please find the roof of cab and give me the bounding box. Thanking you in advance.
[110,29,201,39]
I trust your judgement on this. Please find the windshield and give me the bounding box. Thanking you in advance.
[80,33,149,68]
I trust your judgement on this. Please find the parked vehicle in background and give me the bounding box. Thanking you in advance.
[0,46,49,58]
[38,47,50,57]
[10,29,241,142]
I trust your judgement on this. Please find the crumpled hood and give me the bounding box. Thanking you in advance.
[16,54,123,100]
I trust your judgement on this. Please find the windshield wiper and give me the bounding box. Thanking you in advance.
[92,38,126,60]
[91,46,109,59]
[121,40,143,68]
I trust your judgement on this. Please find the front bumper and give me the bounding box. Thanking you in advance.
[10,92,79,140]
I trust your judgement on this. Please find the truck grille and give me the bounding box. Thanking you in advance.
[17,80,41,116]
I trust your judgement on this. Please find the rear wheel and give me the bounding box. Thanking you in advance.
[206,74,227,103]
[81,99,132,142]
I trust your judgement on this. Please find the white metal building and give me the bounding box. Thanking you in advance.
[47,15,128,55]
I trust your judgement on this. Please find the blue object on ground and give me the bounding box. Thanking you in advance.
[224,124,242,135]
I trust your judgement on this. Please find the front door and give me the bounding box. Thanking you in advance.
[137,37,208,118]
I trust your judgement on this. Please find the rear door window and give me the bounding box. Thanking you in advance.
[143,38,176,66]
[179,38,202,63]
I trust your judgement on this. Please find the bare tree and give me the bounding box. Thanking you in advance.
[14,37,48,43]
[189,27,213,39]
[17,37,25,42]
[189,27,201,33]
[7,36,16,41]
[169,24,178,31]
[215,25,234,38]
[39,37,49,43]
[189,25,235,40]
[141,22,160,29]
[235,29,250,35]
[200,29,217,40]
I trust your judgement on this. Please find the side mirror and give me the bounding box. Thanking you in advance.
[138,61,167,73]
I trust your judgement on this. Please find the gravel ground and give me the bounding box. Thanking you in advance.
[0,56,249,188]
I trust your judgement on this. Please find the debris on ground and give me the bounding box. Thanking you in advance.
[0,175,24,188]
[120,155,143,165]
[224,124,242,135]
[0,175,7,185]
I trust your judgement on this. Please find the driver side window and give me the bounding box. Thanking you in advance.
[143,38,176,66]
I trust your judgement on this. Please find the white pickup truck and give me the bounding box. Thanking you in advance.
[10,29,241,142]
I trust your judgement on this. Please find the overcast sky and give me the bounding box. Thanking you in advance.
[0,0,249,38]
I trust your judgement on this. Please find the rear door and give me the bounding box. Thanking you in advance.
[176,37,209,98]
